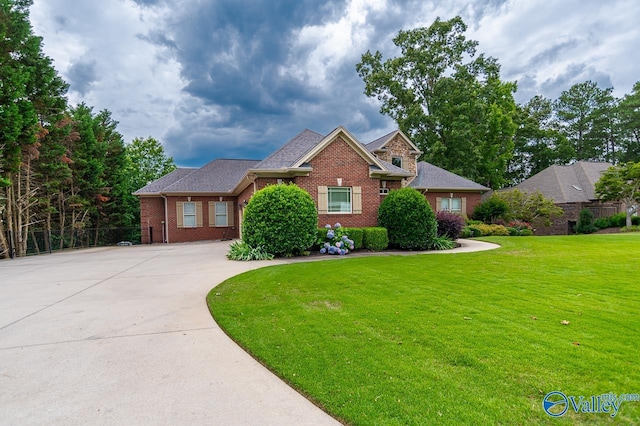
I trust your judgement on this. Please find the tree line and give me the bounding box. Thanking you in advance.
[357,16,640,189]
[0,0,174,258]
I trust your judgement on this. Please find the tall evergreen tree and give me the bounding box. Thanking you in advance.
[618,81,640,163]
[555,81,620,162]
[0,0,68,257]
[508,96,573,184]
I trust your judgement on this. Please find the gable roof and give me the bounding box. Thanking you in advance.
[365,129,421,154]
[409,161,490,192]
[253,129,324,170]
[249,126,410,179]
[135,159,260,195]
[513,161,612,203]
[293,126,386,169]
[133,167,197,195]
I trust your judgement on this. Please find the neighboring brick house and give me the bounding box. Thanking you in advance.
[508,161,622,235]
[134,126,489,243]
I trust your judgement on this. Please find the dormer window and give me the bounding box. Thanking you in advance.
[391,156,403,168]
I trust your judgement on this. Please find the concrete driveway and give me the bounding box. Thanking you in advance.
[0,242,340,426]
[0,239,498,425]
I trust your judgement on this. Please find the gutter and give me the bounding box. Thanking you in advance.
[161,194,169,243]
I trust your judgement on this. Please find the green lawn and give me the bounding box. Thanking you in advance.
[208,234,640,425]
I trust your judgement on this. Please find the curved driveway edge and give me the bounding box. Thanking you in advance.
[0,239,497,425]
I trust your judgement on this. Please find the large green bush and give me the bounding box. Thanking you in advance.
[472,196,508,223]
[377,187,436,250]
[242,184,318,256]
[575,209,598,234]
[362,227,388,251]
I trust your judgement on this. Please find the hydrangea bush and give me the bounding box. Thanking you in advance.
[319,223,355,255]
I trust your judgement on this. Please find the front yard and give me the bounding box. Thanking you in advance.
[208,234,640,424]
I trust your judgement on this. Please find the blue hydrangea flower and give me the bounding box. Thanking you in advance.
[342,235,349,241]
[340,249,346,255]
[320,248,326,254]
[327,231,335,239]
[324,242,330,249]
[335,241,342,248]
[334,223,341,229]
[325,224,332,229]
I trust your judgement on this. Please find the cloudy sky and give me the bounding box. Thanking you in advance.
[30,0,639,167]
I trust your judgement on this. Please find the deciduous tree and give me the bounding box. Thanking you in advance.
[595,162,640,228]
[356,16,517,188]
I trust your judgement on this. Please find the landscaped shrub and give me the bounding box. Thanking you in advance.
[575,209,598,234]
[318,223,355,255]
[607,213,627,227]
[594,217,610,229]
[362,227,388,251]
[431,236,456,250]
[461,226,482,238]
[472,196,508,223]
[475,223,510,236]
[378,187,436,250]
[436,210,464,240]
[227,241,274,261]
[507,220,534,236]
[242,184,318,257]
[345,227,364,249]
[621,225,640,232]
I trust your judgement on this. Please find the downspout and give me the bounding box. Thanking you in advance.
[161,194,169,243]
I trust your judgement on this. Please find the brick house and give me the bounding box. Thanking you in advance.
[134,126,489,243]
[508,161,622,235]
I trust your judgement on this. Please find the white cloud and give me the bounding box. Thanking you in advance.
[30,0,185,143]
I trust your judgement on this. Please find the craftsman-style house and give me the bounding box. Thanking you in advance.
[134,126,489,243]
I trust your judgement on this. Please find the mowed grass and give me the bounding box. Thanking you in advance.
[208,234,640,425]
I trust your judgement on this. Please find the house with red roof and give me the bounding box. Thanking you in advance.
[134,126,489,243]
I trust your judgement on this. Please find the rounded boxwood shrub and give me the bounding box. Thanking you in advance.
[242,184,318,256]
[377,187,436,250]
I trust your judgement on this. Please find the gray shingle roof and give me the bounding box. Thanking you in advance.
[253,129,324,169]
[377,159,414,177]
[410,161,490,191]
[163,159,260,193]
[365,131,396,151]
[513,161,612,203]
[133,168,197,195]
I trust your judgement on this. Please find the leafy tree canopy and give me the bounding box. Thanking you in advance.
[493,189,563,226]
[595,162,640,227]
[125,136,176,192]
[357,16,517,189]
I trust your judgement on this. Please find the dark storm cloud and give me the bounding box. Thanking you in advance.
[540,63,614,99]
[30,0,640,168]
[67,59,97,95]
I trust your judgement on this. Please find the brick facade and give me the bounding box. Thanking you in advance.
[424,192,483,217]
[140,196,240,243]
[137,127,488,244]
[294,136,390,228]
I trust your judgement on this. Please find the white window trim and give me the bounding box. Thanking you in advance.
[328,187,352,214]
[183,202,197,227]
[214,201,228,227]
